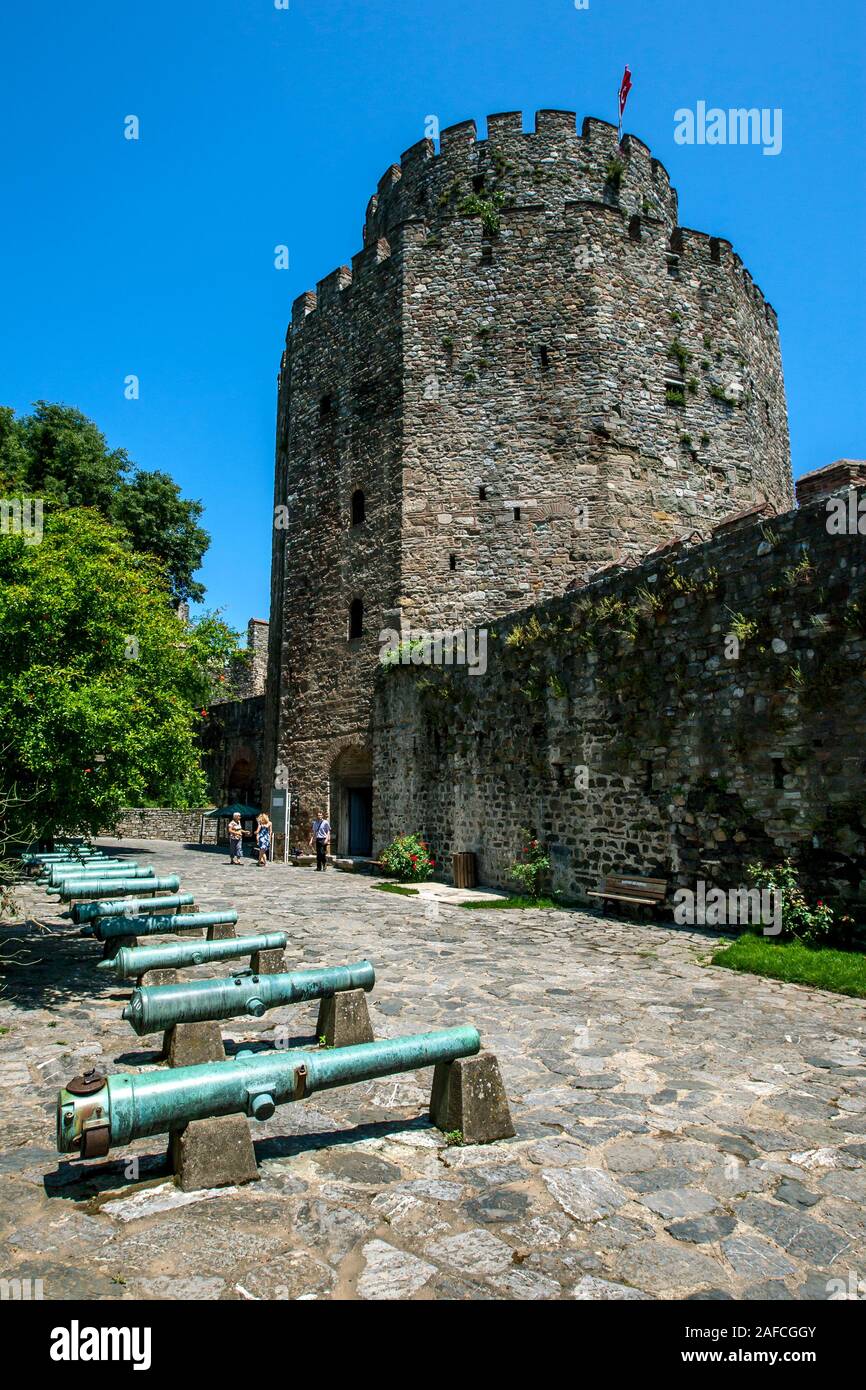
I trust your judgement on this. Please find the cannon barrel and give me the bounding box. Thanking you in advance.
[37,860,116,879]
[43,862,149,886]
[69,893,195,924]
[45,865,153,890]
[43,856,140,874]
[25,850,102,864]
[121,959,375,1033]
[83,909,238,941]
[25,851,105,872]
[55,874,181,901]
[96,931,290,978]
[57,1026,481,1155]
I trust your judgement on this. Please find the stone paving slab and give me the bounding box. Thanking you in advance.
[0,837,864,1301]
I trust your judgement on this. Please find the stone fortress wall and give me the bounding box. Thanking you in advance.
[264,111,793,850]
[373,462,866,905]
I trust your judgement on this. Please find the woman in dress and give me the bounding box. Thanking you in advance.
[256,813,272,868]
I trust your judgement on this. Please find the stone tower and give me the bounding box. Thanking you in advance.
[264,111,793,856]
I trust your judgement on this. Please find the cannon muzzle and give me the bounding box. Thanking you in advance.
[84,909,238,941]
[54,875,181,901]
[56,1027,482,1156]
[121,959,375,1033]
[69,893,195,924]
[96,931,289,978]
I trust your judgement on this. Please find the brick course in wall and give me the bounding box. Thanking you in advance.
[264,110,793,852]
[373,479,866,907]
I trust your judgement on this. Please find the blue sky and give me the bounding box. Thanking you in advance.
[1,0,864,632]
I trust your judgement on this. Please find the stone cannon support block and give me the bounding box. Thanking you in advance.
[316,988,375,1048]
[169,1114,259,1191]
[206,922,236,940]
[430,1052,515,1145]
[138,968,178,988]
[250,947,285,974]
[163,1020,226,1066]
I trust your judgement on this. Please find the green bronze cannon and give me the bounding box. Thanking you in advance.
[42,856,138,874]
[68,893,195,925]
[82,909,237,941]
[45,865,154,890]
[42,862,150,887]
[24,849,104,874]
[54,874,181,901]
[96,931,290,979]
[57,1026,481,1157]
[121,959,375,1034]
[25,850,101,864]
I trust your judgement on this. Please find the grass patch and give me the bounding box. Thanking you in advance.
[458,895,562,911]
[711,934,866,998]
[372,882,419,897]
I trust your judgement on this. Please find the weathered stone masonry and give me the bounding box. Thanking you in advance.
[264,110,792,852]
[373,472,866,906]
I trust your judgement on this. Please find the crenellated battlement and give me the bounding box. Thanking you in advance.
[286,110,783,341]
[364,111,680,243]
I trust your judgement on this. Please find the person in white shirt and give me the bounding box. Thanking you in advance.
[309,813,331,871]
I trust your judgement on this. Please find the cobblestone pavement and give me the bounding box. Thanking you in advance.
[1,839,865,1302]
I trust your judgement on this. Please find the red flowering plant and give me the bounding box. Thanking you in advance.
[745,858,837,946]
[510,830,551,898]
[380,833,435,883]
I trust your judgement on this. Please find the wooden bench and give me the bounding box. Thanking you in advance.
[587,874,668,916]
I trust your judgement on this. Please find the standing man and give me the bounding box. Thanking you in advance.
[309,811,331,871]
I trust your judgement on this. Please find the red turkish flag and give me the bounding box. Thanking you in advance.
[619,65,633,117]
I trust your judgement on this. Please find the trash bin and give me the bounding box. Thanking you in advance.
[452,851,478,889]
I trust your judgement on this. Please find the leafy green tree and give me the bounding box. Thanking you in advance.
[112,469,209,604]
[0,509,236,844]
[9,401,129,510]
[0,407,31,492]
[0,402,209,602]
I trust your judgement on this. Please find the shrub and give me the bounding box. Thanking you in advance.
[380,833,436,883]
[510,832,551,898]
[744,858,841,947]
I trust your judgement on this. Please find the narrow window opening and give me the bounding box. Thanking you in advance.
[539,345,550,369]
[513,506,521,521]
[772,757,785,790]
[478,485,487,501]
[319,393,333,419]
[628,214,642,242]
[644,760,654,793]
[348,598,363,640]
[351,489,365,526]
[449,553,457,571]
[472,173,485,193]
[709,237,721,264]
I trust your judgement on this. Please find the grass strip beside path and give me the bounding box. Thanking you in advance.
[712,934,866,998]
